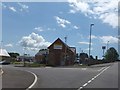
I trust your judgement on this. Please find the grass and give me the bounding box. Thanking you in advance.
[25,63,46,67]
[72,63,89,67]
[13,62,24,64]
[13,61,46,67]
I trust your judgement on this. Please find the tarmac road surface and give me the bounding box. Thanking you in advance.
[1,62,119,90]
[2,65,35,89]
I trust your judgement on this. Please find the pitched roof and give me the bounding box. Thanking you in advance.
[48,38,68,48]
[0,49,10,57]
[48,38,76,53]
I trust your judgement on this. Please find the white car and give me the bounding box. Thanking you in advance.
[0,60,10,65]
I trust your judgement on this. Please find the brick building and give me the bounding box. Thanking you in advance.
[48,38,76,66]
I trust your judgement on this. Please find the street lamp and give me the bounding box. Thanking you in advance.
[107,41,109,50]
[88,24,94,58]
[0,40,3,49]
[102,46,106,57]
[23,46,27,67]
[64,36,67,65]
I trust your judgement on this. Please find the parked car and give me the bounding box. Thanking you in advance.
[0,60,10,65]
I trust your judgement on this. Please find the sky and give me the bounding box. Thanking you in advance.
[1,0,119,58]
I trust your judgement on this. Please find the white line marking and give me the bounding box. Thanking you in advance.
[91,78,94,81]
[26,71,38,90]
[83,83,88,87]
[78,66,111,90]
[81,68,87,70]
[78,87,83,90]
[97,67,106,71]
[87,80,92,83]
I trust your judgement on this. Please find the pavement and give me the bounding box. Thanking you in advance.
[1,62,119,90]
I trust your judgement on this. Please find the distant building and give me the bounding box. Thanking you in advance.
[17,54,34,62]
[35,49,49,63]
[48,38,76,66]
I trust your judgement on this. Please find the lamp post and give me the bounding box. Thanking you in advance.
[102,46,106,57]
[0,41,3,49]
[64,36,67,65]
[88,24,94,58]
[23,46,26,67]
[107,41,109,50]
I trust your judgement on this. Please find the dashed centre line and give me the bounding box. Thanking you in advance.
[77,66,111,90]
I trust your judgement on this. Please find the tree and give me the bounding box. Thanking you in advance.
[104,47,119,62]
[80,53,88,60]
[8,52,20,58]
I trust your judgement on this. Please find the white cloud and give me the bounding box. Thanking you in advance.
[99,13,118,28]
[68,0,118,28]
[88,35,98,39]
[18,2,29,12]
[85,48,93,51]
[78,41,93,45]
[34,27,44,32]
[55,16,71,28]
[19,32,51,51]
[5,44,13,47]
[34,26,56,32]
[73,25,79,29]
[2,3,29,13]
[2,4,7,9]
[9,7,17,12]
[99,36,118,44]
[78,41,89,45]
[69,0,92,14]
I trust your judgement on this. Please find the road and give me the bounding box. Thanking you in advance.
[1,62,119,90]
[2,65,35,89]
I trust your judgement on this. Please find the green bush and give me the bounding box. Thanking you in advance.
[25,63,46,67]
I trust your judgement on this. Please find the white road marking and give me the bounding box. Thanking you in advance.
[87,80,92,83]
[78,66,111,90]
[83,83,88,87]
[91,78,94,81]
[81,68,87,70]
[97,67,106,71]
[26,71,38,90]
[79,87,83,89]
